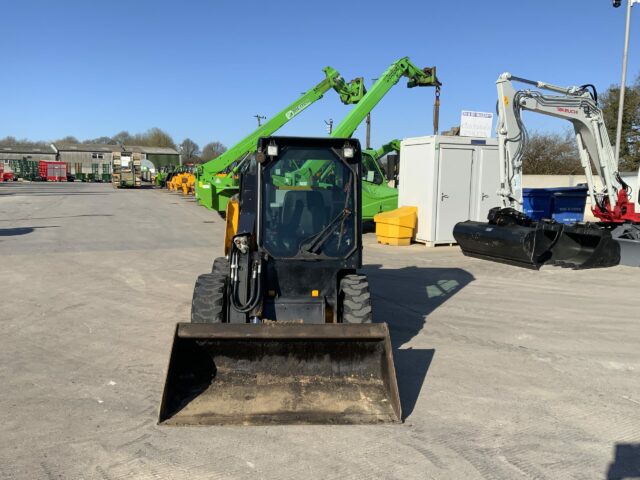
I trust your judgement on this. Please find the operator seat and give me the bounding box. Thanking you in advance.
[278,190,327,255]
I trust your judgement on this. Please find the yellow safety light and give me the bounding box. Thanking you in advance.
[311,290,319,297]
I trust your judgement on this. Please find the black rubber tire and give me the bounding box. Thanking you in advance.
[191,272,227,323]
[339,274,372,324]
[211,256,229,274]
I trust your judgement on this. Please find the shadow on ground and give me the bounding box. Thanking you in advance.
[362,220,376,234]
[607,443,640,480]
[363,264,475,419]
[0,226,59,236]
[0,214,113,222]
[13,192,112,196]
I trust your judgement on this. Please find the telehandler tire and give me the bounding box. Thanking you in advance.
[339,274,372,324]
[191,272,227,324]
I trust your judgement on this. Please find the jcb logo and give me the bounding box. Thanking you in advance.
[557,107,579,115]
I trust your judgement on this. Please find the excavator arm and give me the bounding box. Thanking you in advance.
[495,72,637,222]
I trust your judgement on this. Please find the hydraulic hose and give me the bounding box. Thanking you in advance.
[229,244,263,314]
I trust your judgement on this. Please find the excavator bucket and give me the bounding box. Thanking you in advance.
[547,223,620,269]
[453,220,556,269]
[611,225,640,267]
[454,217,620,270]
[159,323,401,426]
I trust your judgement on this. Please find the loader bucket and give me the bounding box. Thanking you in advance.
[159,323,401,425]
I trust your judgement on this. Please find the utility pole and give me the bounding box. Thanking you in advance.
[366,78,378,149]
[324,119,333,134]
[613,0,638,166]
[254,114,266,127]
[433,85,441,135]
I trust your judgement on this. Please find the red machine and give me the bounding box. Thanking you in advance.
[39,161,67,182]
[0,163,12,182]
[592,182,640,223]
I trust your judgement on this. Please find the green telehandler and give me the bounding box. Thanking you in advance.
[285,56,440,219]
[194,66,365,211]
[196,58,441,218]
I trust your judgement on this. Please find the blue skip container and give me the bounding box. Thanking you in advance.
[549,186,588,224]
[523,188,553,220]
[523,186,588,224]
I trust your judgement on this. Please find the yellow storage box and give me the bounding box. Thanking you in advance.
[373,206,417,246]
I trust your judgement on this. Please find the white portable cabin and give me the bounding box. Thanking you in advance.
[398,135,501,246]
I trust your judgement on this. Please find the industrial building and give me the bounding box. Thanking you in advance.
[52,143,180,177]
[0,143,180,181]
[0,144,57,163]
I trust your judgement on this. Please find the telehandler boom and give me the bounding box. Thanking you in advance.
[290,56,440,219]
[201,57,441,218]
[195,67,365,211]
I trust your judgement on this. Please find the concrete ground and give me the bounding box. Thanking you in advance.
[1,181,639,480]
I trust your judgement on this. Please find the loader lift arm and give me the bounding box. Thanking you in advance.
[194,67,365,210]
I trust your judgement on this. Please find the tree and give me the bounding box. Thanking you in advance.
[200,141,227,162]
[55,135,80,144]
[0,136,47,147]
[600,76,640,172]
[180,138,200,164]
[521,131,582,175]
[142,128,177,149]
[112,131,133,145]
[0,136,19,146]
[84,136,115,145]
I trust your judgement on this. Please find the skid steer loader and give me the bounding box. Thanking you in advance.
[159,136,401,425]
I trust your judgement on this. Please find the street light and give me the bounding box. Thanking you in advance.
[324,119,333,134]
[613,0,639,166]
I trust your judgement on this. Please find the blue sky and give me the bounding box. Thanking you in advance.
[1,0,638,149]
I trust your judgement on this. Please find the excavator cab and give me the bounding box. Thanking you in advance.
[159,136,401,425]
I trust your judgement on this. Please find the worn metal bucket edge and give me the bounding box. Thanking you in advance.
[158,322,402,426]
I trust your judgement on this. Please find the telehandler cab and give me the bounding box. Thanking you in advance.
[159,136,401,425]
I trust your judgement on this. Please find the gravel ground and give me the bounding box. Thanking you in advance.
[0,181,638,479]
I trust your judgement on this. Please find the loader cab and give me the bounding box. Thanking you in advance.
[257,139,361,259]
[222,136,364,324]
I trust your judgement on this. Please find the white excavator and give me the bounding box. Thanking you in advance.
[454,73,640,269]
